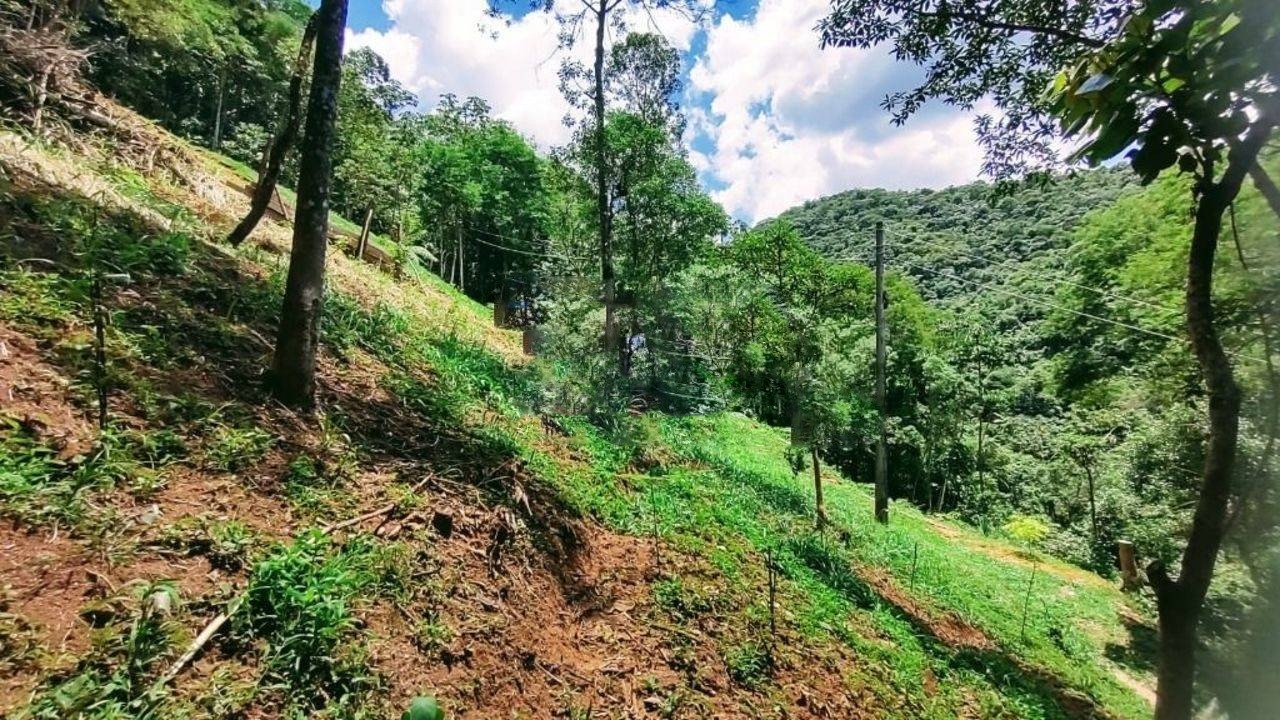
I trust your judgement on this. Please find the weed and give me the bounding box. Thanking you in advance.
[0,420,155,542]
[201,424,273,473]
[236,531,380,716]
[183,666,259,719]
[18,581,182,720]
[413,616,454,656]
[158,516,261,572]
[653,576,713,620]
[723,641,772,689]
[0,598,45,676]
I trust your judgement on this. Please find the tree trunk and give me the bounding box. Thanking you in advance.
[31,63,52,134]
[1248,163,1280,221]
[1148,121,1272,718]
[212,64,226,150]
[458,223,466,293]
[269,0,346,408]
[227,13,319,246]
[874,222,889,523]
[1085,463,1098,544]
[356,207,373,260]
[812,445,827,529]
[593,0,618,355]
[975,353,988,533]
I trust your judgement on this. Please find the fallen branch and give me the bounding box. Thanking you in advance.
[319,476,432,535]
[152,600,238,690]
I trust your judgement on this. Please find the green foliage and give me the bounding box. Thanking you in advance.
[80,0,311,152]
[403,696,445,720]
[0,422,170,542]
[18,581,182,720]
[1004,515,1052,547]
[236,532,381,717]
[200,424,274,473]
[158,515,261,571]
[723,642,771,689]
[1050,0,1277,182]
[774,169,1138,303]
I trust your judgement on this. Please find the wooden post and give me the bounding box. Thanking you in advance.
[212,64,227,150]
[812,444,827,529]
[766,548,777,665]
[874,221,889,524]
[1019,562,1038,643]
[493,295,507,328]
[1118,540,1142,591]
[356,207,373,261]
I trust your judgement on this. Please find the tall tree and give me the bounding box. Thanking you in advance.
[270,0,347,407]
[227,11,318,246]
[820,1,1279,716]
[607,31,685,141]
[502,0,705,363]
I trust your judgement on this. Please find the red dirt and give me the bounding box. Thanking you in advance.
[363,521,874,719]
[859,566,994,651]
[0,325,96,459]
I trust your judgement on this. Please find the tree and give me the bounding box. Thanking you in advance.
[501,0,706,363]
[331,47,417,241]
[1051,4,1277,717]
[81,0,311,156]
[607,32,685,141]
[270,0,347,407]
[227,10,318,246]
[821,1,1279,716]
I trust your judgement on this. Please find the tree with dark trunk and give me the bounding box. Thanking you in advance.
[819,2,1278,716]
[269,0,347,408]
[811,444,827,529]
[500,0,705,365]
[590,0,619,356]
[1247,164,1280,221]
[1144,117,1273,719]
[226,12,319,247]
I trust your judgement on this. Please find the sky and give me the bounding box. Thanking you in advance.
[342,0,988,224]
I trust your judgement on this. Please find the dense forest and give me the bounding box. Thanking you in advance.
[0,0,1277,719]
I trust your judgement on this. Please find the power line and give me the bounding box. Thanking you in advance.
[833,230,1268,365]
[653,384,726,404]
[891,229,1184,316]
[646,346,730,362]
[438,223,597,264]
[893,257,1267,366]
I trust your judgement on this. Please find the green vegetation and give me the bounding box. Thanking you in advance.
[2,0,1277,718]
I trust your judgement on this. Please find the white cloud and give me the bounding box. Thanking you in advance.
[348,0,986,224]
[689,0,985,223]
[347,0,704,148]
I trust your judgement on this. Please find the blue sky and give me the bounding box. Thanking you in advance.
[343,1,986,222]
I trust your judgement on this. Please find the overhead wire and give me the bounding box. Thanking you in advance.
[829,229,1268,366]
[893,228,1185,316]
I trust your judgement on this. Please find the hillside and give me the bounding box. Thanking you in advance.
[0,99,1159,719]
[771,170,1140,303]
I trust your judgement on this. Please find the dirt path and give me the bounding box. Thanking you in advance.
[923,517,1114,590]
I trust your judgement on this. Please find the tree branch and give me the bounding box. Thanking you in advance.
[913,8,1105,49]
[1247,163,1280,221]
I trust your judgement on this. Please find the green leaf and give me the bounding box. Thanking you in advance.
[1077,73,1114,95]
[404,696,445,720]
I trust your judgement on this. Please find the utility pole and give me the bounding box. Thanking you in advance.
[874,221,889,524]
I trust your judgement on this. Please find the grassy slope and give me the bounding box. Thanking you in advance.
[0,110,1154,720]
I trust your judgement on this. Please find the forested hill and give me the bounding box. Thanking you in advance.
[770,169,1140,301]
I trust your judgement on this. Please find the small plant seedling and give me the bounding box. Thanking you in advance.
[404,695,445,720]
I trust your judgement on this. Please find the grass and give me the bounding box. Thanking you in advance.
[18,581,183,720]
[233,531,410,719]
[0,126,1158,720]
